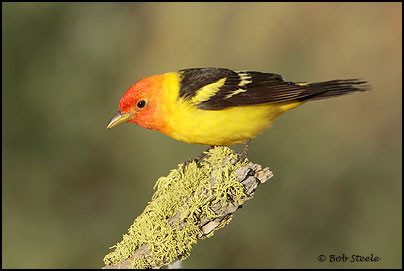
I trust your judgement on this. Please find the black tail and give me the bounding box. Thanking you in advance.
[298,79,371,102]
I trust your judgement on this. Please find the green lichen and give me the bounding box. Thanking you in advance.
[103,146,249,269]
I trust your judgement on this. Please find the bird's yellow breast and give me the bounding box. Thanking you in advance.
[157,72,302,146]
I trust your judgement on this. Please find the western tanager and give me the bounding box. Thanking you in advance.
[107,68,369,160]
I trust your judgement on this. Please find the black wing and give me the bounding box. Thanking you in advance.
[178,68,370,110]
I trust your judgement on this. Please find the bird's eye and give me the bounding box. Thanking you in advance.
[137,100,146,108]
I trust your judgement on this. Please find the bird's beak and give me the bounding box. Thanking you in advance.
[106,111,133,129]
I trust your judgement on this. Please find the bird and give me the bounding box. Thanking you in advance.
[107,68,370,166]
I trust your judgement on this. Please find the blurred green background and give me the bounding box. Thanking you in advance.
[2,2,402,269]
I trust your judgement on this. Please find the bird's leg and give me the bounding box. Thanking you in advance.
[235,139,251,163]
[182,145,215,172]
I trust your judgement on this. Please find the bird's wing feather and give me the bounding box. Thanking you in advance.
[178,68,368,110]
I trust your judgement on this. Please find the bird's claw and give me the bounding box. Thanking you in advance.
[232,139,251,164]
[182,158,202,172]
[181,146,215,173]
[235,151,248,164]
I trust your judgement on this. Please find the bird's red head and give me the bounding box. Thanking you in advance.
[107,74,166,131]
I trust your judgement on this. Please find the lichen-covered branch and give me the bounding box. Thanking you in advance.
[103,146,273,269]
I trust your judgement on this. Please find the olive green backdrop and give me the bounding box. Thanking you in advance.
[2,2,402,269]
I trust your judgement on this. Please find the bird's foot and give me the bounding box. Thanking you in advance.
[233,139,251,164]
[182,146,215,172]
[181,158,200,172]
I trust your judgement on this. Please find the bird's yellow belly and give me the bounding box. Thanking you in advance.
[164,102,299,146]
